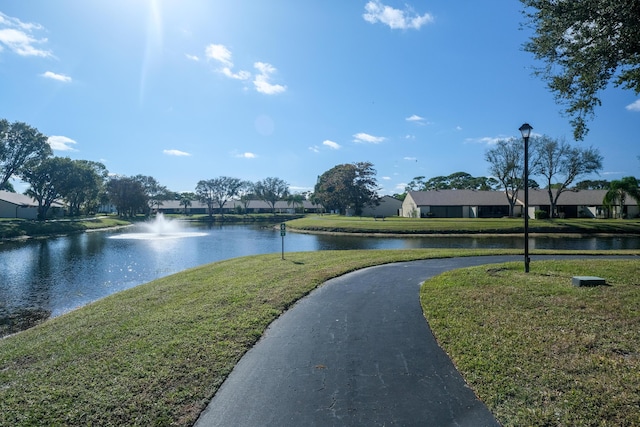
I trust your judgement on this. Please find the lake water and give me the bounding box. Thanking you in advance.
[1,220,639,336]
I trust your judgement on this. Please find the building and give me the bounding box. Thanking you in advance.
[401,189,639,219]
[154,199,324,215]
[0,191,65,219]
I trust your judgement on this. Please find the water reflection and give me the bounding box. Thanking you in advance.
[1,222,639,337]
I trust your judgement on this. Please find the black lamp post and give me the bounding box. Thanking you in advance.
[519,123,533,273]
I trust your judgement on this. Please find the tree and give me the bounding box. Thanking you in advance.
[22,157,75,220]
[254,177,290,215]
[194,176,243,218]
[574,179,610,190]
[237,181,254,214]
[286,193,305,213]
[485,138,524,217]
[531,135,603,217]
[603,176,640,218]
[179,192,195,215]
[314,162,380,216]
[62,160,108,216]
[107,176,148,217]
[134,175,169,214]
[0,119,52,189]
[521,0,640,140]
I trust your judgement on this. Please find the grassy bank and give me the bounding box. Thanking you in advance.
[1,249,638,425]
[287,215,640,235]
[0,217,131,240]
[421,259,640,426]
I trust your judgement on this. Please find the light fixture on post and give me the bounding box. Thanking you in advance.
[519,123,533,273]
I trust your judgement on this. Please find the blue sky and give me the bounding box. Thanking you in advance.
[1,0,638,195]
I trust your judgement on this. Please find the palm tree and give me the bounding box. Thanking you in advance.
[603,177,640,218]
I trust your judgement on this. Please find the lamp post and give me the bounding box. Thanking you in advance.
[519,123,533,273]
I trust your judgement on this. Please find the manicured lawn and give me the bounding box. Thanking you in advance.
[421,259,640,426]
[1,249,638,426]
[287,215,640,235]
[0,217,131,239]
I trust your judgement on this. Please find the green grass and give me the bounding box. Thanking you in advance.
[1,249,639,426]
[287,215,640,235]
[0,217,131,239]
[421,259,640,426]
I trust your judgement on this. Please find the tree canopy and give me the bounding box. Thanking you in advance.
[0,119,52,189]
[314,162,379,216]
[521,0,640,140]
[485,139,525,217]
[253,177,290,215]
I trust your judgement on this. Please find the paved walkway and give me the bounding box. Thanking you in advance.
[196,256,530,426]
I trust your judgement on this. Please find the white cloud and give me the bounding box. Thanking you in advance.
[625,99,640,112]
[222,67,250,80]
[42,71,71,82]
[47,135,77,151]
[465,136,506,145]
[236,152,256,159]
[382,176,391,180]
[363,1,434,30]
[0,12,52,57]
[406,114,424,122]
[404,156,417,161]
[253,62,286,95]
[353,132,385,144]
[163,149,191,157]
[322,140,341,150]
[309,146,320,153]
[205,43,233,66]
[185,53,199,61]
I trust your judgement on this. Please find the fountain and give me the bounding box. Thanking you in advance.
[110,213,207,240]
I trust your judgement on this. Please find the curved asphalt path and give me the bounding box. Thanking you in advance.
[195,255,633,426]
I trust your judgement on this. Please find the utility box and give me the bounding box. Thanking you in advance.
[572,276,606,287]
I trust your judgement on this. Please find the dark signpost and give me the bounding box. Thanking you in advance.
[280,223,286,260]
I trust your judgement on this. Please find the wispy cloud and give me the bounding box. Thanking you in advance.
[185,53,199,61]
[465,136,506,145]
[0,12,52,57]
[404,156,417,161]
[42,71,71,82]
[626,99,640,112]
[204,44,285,93]
[363,1,434,30]
[381,176,391,180]
[48,135,77,151]
[353,132,385,144]
[235,152,257,159]
[309,146,320,153]
[406,114,425,122]
[253,62,286,95]
[163,149,191,156]
[322,140,341,150]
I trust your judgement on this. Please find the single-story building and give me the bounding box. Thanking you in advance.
[347,195,403,218]
[155,199,324,215]
[401,189,639,219]
[0,191,64,219]
[401,190,513,218]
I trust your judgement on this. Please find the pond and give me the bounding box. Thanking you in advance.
[1,218,639,336]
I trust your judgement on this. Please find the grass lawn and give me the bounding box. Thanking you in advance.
[287,215,640,235]
[421,259,640,426]
[0,249,639,425]
[0,217,131,239]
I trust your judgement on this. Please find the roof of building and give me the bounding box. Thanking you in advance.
[157,199,323,210]
[0,190,38,207]
[407,190,511,206]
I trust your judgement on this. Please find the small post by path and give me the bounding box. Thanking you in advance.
[280,223,286,260]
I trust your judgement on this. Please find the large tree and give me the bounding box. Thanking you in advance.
[485,138,525,217]
[521,0,640,140]
[253,177,289,215]
[22,157,75,220]
[0,119,52,189]
[107,176,148,217]
[314,162,379,216]
[531,135,603,217]
[195,176,243,218]
[63,160,108,216]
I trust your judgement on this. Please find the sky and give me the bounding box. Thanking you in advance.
[1,0,638,196]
